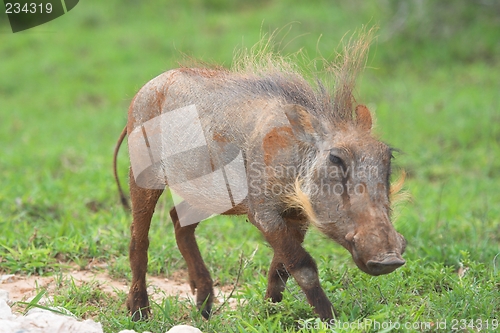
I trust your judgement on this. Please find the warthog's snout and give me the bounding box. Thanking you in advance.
[345,228,406,276]
[366,253,406,276]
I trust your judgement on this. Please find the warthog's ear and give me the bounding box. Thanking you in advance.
[355,104,372,132]
[284,104,323,145]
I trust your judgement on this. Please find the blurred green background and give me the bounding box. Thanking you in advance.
[1,0,499,332]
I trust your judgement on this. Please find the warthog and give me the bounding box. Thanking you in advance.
[113,30,406,321]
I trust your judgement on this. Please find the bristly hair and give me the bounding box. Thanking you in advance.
[283,178,319,225]
[390,169,410,219]
[386,168,409,224]
[327,26,376,124]
[231,26,377,126]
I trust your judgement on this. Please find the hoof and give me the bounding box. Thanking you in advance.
[130,306,150,321]
[201,306,212,320]
[127,292,150,321]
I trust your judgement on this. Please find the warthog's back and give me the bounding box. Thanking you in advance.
[129,67,323,134]
[127,67,321,216]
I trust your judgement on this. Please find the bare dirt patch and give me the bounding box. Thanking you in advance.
[0,268,237,309]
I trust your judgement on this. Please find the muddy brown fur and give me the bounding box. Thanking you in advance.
[114,28,406,321]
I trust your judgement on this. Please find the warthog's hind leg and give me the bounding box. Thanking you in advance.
[170,201,214,319]
[127,169,164,321]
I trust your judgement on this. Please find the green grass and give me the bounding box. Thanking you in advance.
[1,0,499,332]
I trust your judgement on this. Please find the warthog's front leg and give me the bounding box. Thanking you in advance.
[265,257,290,303]
[170,202,214,319]
[250,213,335,320]
[127,170,163,321]
[265,215,307,303]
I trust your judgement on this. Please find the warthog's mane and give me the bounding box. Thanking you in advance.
[230,27,375,127]
[179,27,375,128]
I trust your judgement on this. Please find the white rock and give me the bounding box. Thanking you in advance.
[166,325,203,333]
[0,289,9,302]
[0,303,105,333]
[0,299,14,320]
[0,319,22,333]
[0,297,202,333]
[19,308,103,333]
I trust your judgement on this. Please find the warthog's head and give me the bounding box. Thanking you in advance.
[285,104,406,276]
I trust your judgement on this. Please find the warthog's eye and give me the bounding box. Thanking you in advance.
[329,154,343,165]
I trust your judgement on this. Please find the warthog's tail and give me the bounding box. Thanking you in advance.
[113,126,130,210]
